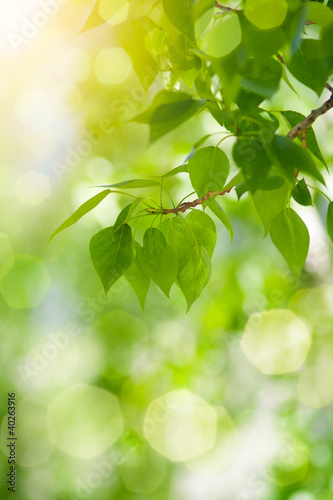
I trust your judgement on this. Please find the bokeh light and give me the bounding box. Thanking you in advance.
[241,309,311,374]
[47,384,124,459]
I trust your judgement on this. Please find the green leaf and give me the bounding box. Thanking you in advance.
[238,11,286,60]
[125,242,150,311]
[133,91,206,142]
[188,146,230,198]
[169,34,201,88]
[177,245,211,310]
[90,225,135,294]
[253,183,291,235]
[79,0,104,33]
[207,199,233,242]
[244,0,288,30]
[273,135,326,185]
[113,198,144,233]
[281,110,327,169]
[286,39,329,96]
[292,179,313,206]
[239,57,283,99]
[326,202,333,243]
[201,13,241,58]
[270,208,309,279]
[49,190,111,243]
[121,17,160,91]
[233,137,273,191]
[182,210,217,257]
[99,179,160,189]
[163,164,189,178]
[307,2,333,27]
[160,217,186,257]
[162,0,195,40]
[138,228,178,297]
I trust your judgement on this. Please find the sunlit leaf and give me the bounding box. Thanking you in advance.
[49,190,111,243]
[182,210,217,257]
[207,199,233,241]
[99,179,160,189]
[188,146,230,198]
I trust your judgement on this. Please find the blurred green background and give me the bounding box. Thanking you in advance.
[1,1,333,499]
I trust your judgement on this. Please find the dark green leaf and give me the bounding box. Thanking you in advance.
[125,242,150,311]
[133,91,206,142]
[292,179,313,206]
[239,57,283,99]
[273,135,326,185]
[235,182,249,199]
[270,208,310,279]
[326,202,333,242]
[138,228,178,297]
[238,11,286,61]
[49,190,111,242]
[253,183,291,235]
[286,39,329,96]
[233,137,273,191]
[281,110,327,169]
[188,146,230,198]
[177,245,211,310]
[207,199,233,241]
[90,225,135,294]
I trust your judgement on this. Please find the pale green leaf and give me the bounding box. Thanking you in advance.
[99,179,160,189]
[49,190,111,243]
[188,146,230,198]
[182,210,217,257]
[207,199,233,241]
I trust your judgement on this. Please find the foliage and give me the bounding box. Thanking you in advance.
[52,0,333,310]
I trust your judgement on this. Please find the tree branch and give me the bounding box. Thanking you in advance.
[162,187,233,214]
[215,2,239,12]
[287,92,333,140]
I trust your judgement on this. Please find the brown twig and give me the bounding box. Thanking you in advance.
[215,1,239,12]
[287,92,333,140]
[162,187,233,214]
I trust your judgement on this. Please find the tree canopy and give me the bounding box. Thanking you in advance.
[51,0,333,310]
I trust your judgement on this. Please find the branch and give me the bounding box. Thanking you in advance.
[215,2,239,12]
[287,92,333,140]
[162,187,233,214]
